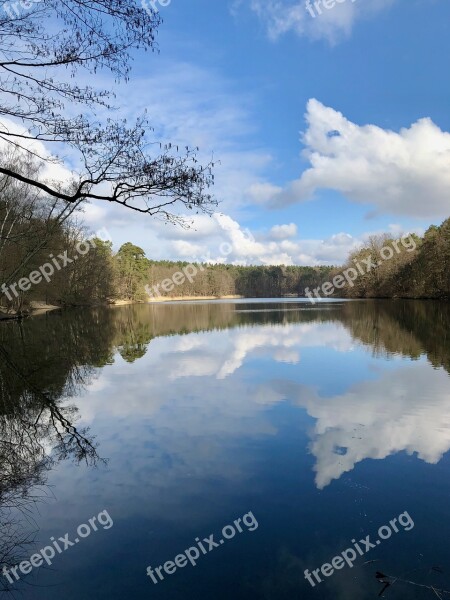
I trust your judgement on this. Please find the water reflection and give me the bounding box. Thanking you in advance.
[275,362,450,488]
[0,318,105,591]
[0,300,449,597]
[1,301,449,493]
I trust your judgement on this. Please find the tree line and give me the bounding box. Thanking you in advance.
[0,168,448,315]
[0,0,447,313]
[337,220,449,299]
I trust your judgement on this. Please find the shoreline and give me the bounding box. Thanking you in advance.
[144,295,244,303]
[1,295,448,322]
[0,301,61,321]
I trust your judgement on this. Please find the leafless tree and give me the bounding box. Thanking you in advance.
[0,0,216,224]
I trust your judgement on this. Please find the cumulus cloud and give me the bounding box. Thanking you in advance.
[179,213,361,266]
[260,99,450,218]
[73,62,282,257]
[248,182,283,204]
[171,240,205,257]
[233,0,396,43]
[0,116,74,184]
[270,223,298,239]
[78,199,364,266]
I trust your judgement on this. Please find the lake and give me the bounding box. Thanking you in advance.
[1,299,449,599]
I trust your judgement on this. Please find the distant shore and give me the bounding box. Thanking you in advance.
[145,295,243,303]
[2,294,448,322]
[0,296,245,320]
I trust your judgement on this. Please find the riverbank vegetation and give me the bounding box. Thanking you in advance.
[339,219,449,299]
[0,172,448,315]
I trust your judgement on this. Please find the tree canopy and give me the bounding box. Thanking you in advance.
[0,0,216,222]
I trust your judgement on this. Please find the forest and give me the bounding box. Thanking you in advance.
[0,163,448,315]
[339,222,450,300]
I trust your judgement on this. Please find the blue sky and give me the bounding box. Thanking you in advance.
[82,0,450,265]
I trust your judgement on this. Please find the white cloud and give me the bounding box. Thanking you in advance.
[171,240,204,257]
[270,223,298,239]
[176,212,360,265]
[262,99,450,218]
[1,60,276,253]
[106,62,274,216]
[72,62,283,257]
[248,182,283,204]
[7,60,429,267]
[233,0,397,43]
[0,116,74,184]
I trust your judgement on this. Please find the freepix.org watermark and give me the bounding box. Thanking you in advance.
[304,233,417,303]
[144,229,255,299]
[2,0,40,18]
[141,0,171,14]
[145,262,206,298]
[146,511,259,585]
[305,0,357,19]
[2,509,113,585]
[304,510,414,587]
[1,227,111,302]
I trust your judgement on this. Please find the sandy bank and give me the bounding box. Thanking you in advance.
[0,301,60,320]
[146,295,243,303]
[108,299,140,306]
[30,301,61,312]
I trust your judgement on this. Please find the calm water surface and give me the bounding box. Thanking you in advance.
[1,299,449,599]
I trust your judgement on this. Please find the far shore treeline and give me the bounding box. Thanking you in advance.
[0,180,448,314]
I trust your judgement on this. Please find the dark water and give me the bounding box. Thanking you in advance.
[1,299,449,599]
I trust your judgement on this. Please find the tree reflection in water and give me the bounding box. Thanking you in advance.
[0,319,105,592]
[0,300,448,592]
